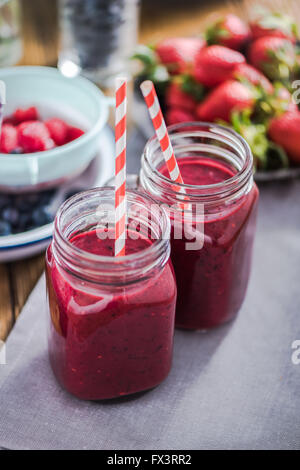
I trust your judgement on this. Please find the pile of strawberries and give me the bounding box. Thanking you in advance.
[0,106,84,154]
[134,11,300,170]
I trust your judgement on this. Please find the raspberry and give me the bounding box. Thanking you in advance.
[3,117,15,126]
[66,126,85,143]
[0,124,18,153]
[165,108,195,126]
[13,106,39,124]
[18,121,55,153]
[45,118,69,146]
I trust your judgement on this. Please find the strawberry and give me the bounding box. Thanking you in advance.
[248,36,296,81]
[45,118,69,146]
[268,111,300,164]
[232,63,273,94]
[165,107,196,126]
[12,106,39,124]
[196,80,255,122]
[194,45,245,87]
[250,12,298,43]
[165,82,197,112]
[18,121,55,153]
[0,124,18,153]
[66,126,85,143]
[156,37,205,74]
[206,14,251,50]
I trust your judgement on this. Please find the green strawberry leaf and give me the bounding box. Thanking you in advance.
[292,22,299,38]
[131,44,158,67]
[254,83,292,122]
[206,23,230,45]
[149,65,170,84]
[132,44,170,92]
[181,75,205,101]
[231,110,269,169]
[264,44,296,81]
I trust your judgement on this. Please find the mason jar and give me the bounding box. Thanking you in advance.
[140,122,259,330]
[46,187,177,400]
[0,0,22,66]
[58,0,139,86]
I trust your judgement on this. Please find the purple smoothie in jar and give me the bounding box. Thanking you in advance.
[140,122,259,330]
[46,188,176,400]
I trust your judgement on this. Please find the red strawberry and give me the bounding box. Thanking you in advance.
[250,12,298,43]
[248,36,296,80]
[232,63,273,94]
[196,80,254,122]
[66,126,84,143]
[0,124,18,153]
[206,14,251,50]
[268,111,300,164]
[165,82,197,112]
[45,118,69,146]
[194,45,245,87]
[165,107,196,126]
[18,121,55,153]
[12,106,39,124]
[156,37,205,74]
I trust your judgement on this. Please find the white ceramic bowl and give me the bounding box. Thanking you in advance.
[0,66,112,192]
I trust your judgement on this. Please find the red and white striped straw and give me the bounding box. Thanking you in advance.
[140,80,185,189]
[114,77,127,257]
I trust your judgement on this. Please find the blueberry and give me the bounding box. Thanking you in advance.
[9,148,23,154]
[18,213,33,232]
[2,207,19,226]
[13,195,32,212]
[39,189,56,205]
[0,194,12,211]
[0,220,11,236]
[15,192,47,210]
[32,207,53,227]
[25,193,40,206]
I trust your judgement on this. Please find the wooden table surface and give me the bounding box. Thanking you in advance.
[1,0,300,342]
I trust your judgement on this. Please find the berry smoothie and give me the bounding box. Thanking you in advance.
[160,156,259,329]
[46,229,176,400]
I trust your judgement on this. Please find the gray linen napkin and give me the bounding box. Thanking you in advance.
[0,169,300,449]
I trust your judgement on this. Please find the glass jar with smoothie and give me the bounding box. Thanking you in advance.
[140,122,259,330]
[46,188,176,400]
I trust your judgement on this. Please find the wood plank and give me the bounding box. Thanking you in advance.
[19,0,58,66]
[140,0,225,43]
[140,0,300,43]
[9,255,45,319]
[0,264,14,341]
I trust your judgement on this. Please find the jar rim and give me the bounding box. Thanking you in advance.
[142,121,253,201]
[52,187,171,285]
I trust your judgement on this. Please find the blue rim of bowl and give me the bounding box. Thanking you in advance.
[0,223,53,250]
[0,66,109,159]
[0,236,53,251]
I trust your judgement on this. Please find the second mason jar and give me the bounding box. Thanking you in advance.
[140,122,259,330]
[46,188,176,400]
